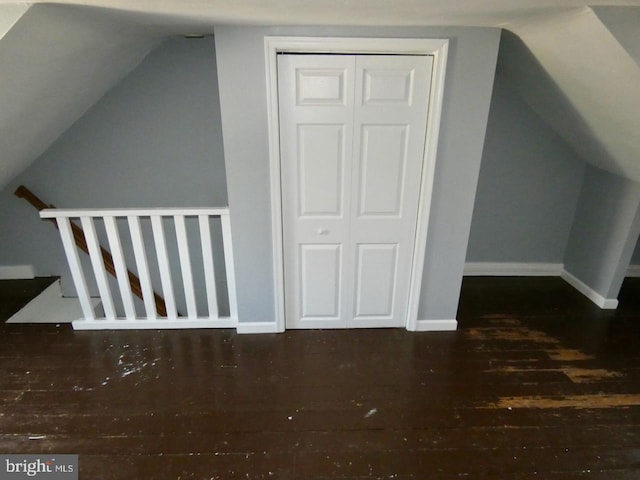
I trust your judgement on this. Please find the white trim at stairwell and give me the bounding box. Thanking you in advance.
[0,265,35,279]
[560,270,618,310]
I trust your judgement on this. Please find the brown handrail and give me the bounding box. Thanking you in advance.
[15,185,168,317]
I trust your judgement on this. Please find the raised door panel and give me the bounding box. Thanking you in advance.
[362,67,415,106]
[296,68,347,105]
[358,125,409,217]
[297,124,345,217]
[300,245,342,320]
[353,244,399,324]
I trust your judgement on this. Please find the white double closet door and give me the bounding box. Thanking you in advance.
[278,53,433,329]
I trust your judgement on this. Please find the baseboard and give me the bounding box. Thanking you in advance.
[464,262,564,276]
[560,270,619,309]
[412,319,458,332]
[236,321,281,334]
[0,265,35,279]
[627,265,640,277]
[237,320,456,333]
[73,318,237,330]
[465,262,640,279]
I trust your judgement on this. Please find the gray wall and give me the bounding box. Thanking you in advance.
[593,6,640,67]
[215,26,501,323]
[564,165,640,298]
[466,64,586,263]
[0,36,227,303]
[632,236,640,264]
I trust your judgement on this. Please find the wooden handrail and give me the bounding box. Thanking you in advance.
[15,185,169,317]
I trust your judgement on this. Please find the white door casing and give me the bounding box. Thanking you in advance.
[263,37,449,333]
[278,54,433,329]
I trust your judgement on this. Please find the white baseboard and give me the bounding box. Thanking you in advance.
[464,262,563,276]
[627,265,640,277]
[465,262,640,279]
[0,265,35,279]
[412,319,458,332]
[560,270,618,309]
[73,318,237,330]
[236,321,281,334]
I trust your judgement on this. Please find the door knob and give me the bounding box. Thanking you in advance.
[317,228,329,235]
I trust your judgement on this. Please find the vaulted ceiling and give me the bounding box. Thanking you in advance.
[0,0,639,190]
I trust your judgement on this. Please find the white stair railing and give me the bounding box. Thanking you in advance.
[40,207,237,330]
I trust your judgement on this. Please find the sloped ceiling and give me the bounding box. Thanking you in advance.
[502,8,640,181]
[0,3,27,37]
[0,4,161,190]
[0,0,639,188]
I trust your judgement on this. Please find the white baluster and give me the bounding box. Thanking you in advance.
[128,216,157,320]
[198,215,219,319]
[104,216,136,320]
[174,215,197,319]
[151,215,177,319]
[80,216,116,320]
[57,218,95,321]
[221,213,238,321]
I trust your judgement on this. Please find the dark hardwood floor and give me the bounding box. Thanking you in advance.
[1,276,639,479]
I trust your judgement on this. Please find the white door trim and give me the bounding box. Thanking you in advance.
[264,36,449,332]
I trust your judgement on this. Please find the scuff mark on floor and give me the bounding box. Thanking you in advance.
[470,317,630,409]
[561,367,622,383]
[466,327,560,344]
[486,365,622,384]
[546,348,594,362]
[487,393,640,409]
[467,322,596,363]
